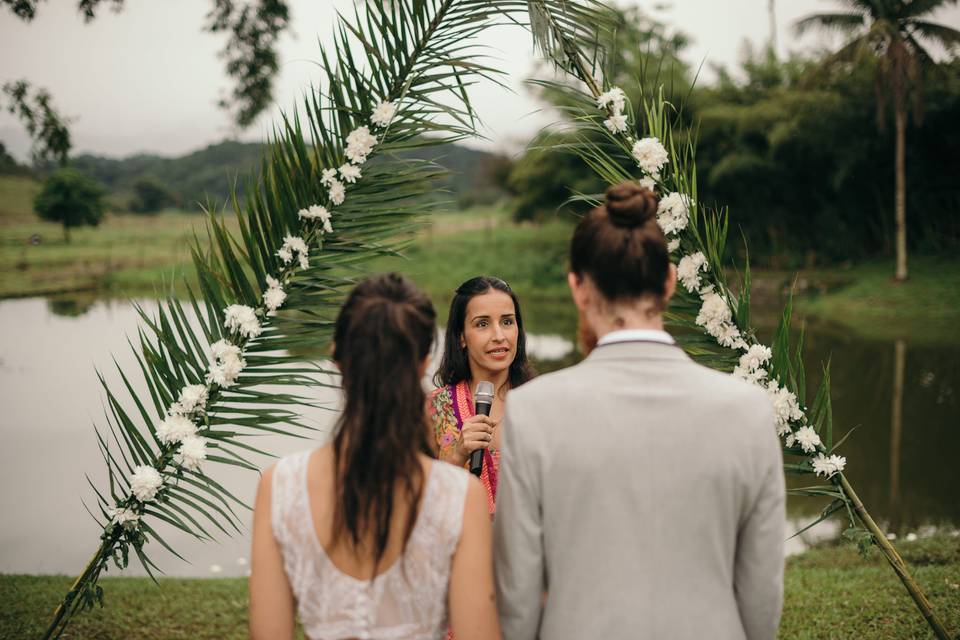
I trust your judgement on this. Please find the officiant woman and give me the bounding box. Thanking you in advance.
[430,276,534,514]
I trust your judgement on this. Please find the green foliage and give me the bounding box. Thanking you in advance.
[1,80,72,166]
[130,176,178,214]
[33,168,105,241]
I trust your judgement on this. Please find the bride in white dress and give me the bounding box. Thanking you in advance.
[249,273,499,640]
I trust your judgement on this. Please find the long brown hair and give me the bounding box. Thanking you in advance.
[330,273,436,573]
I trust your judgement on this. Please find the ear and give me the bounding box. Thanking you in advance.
[663,262,678,304]
[567,272,587,312]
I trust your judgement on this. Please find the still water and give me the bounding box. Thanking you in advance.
[0,295,956,577]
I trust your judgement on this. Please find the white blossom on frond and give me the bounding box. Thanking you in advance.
[371,101,397,128]
[604,113,629,134]
[677,252,708,292]
[657,192,690,236]
[262,275,287,314]
[631,137,668,178]
[156,414,197,446]
[345,126,377,164]
[168,384,208,417]
[812,453,846,478]
[130,466,164,502]
[794,425,822,454]
[596,87,626,112]
[339,163,361,184]
[667,238,680,253]
[108,506,140,528]
[174,435,208,472]
[224,304,262,339]
[696,290,733,335]
[328,179,346,206]
[278,235,310,270]
[766,379,804,431]
[297,204,329,222]
[739,344,773,373]
[206,339,245,388]
[320,168,338,187]
[638,176,656,191]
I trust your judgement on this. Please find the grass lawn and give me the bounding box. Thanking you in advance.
[2,535,957,639]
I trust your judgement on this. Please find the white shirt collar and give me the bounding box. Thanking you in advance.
[596,328,675,347]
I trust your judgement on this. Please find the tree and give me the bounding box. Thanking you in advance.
[795,0,960,281]
[2,80,71,166]
[130,175,176,213]
[34,168,105,241]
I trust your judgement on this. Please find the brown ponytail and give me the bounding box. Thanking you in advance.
[330,273,436,573]
[569,181,669,305]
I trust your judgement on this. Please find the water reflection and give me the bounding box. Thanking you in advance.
[0,295,957,576]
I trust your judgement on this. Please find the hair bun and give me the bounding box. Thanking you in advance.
[605,181,658,228]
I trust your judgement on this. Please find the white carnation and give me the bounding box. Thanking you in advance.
[328,179,346,206]
[108,506,140,528]
[206,339,245,388]
[677,252,708,292]
[657,192,690,235]
[168,384,208,416]
[667,238,680,253]
[156,414,197,445]
[174,435,208,472]
[596,87,626,112]
[696,290,733,334]
[130,466,164,502]
[739,344,773,373]
[345,125,377,164]
[604,113,629,134]
[320,168,337,187]
[339,163,361,184]
[297,204,329,222]
[794,425,822,454]
[785,432,796,448]
[716,323,746,350]
[370,100,397,128]
[631,137,669,178]
[812,453,846,478]
[766,380,804,430]
[278,235,310,270]
[262,275,287,313]
[223,304,262,339]
[638,176,656,191]
[732,364,767,386]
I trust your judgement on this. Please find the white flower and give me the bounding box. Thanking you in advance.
[716,323,746,350]
[206,339,246,388]
[130,466,164,502]
[604,113,629,134]
[223,304,262,339]
[277,235,310,270]
[596,87,626,112]
[667,238,680,253]
[631,137,669,178]
[339,163,361,184]
[766,380,804,430]
[262,275,287,313]
[794,425,822,453]
[328,179,346,206]
[371,100,397,128]
[168,384,208,417]
[345,125,377,164]
[320,168,337,187]
[174,435,208,472]
[677,252,708,292]
[297,204,329,222]
[739,344,773,373]
[638,176,656,191]
[696,290,733,335]
[657,192,690,235]
[156,414,197,445]
[733,364,767,386]
[107,506,140,528]
[785,432,796,448]
[811,453,846,478]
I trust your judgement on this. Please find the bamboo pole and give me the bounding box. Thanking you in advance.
[838,475,952,640]
[43,542,107,639]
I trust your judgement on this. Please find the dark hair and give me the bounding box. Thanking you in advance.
[330,273,436,574]
[569,181,669,305]
[433,276,534,390]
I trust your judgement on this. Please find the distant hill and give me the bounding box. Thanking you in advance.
[70,139,504,212]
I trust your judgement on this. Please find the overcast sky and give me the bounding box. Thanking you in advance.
[1,1,958,160]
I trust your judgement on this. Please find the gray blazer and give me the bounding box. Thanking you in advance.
[493,340,785,640]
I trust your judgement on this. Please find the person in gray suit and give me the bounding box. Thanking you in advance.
[493,182,785,640]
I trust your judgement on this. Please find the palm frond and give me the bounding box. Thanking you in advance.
[909,19,960,52]
[794,11,866,36]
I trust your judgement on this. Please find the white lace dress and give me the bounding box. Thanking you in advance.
[271,450,469,640]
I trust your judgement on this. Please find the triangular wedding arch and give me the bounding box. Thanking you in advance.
[41,2,952,638]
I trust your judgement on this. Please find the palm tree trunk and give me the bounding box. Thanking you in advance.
[889,339,906,534]
[894,104,907,281]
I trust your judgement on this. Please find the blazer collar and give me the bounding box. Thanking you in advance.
[584,339,691,363]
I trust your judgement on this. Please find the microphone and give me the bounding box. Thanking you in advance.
[470,381,495,477]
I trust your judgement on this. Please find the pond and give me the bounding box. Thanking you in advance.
[0,294,956,577]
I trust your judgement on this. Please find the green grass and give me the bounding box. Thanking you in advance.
[0,174,42,222]
[2,535,957,639]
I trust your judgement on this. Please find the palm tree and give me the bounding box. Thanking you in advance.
[795,0,960,281]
